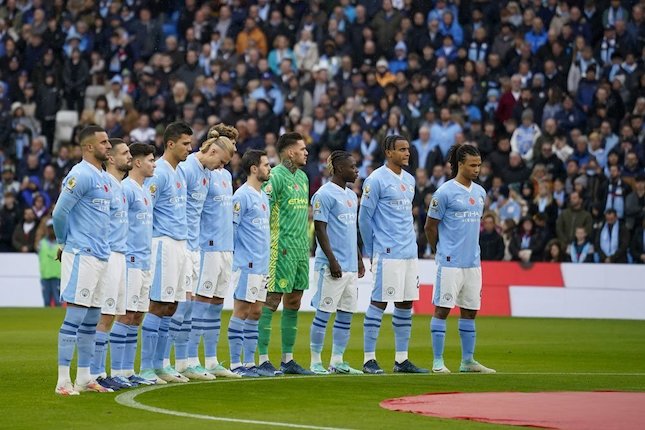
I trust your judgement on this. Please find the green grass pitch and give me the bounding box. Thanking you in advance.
[2,308,645,429]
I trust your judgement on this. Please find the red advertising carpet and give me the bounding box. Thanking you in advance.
[380,391,645,429]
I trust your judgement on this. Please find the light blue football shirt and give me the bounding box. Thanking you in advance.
[232,183,270,275]
[122,177,153,269]
[200,168,234,252]
[107,173,128,253]
[145,158,187,240]
[52,160,112,260]
[359,165,417,260]
[312,182,358,272]
[428,179,486,268]
[178,153,210,251]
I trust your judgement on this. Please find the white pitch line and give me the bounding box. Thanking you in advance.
[115,379,354,430]
[115,372,645,429]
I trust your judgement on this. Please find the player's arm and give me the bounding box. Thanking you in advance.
[314,221,342,278]
[52,173,86,247]
[232,193,246,244]
[358,178,379,259]
[424,192,445,255]
[357,235,365,278]
[312,193,341,277]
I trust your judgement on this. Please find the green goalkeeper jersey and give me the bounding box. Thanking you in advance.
[263,164,310,259]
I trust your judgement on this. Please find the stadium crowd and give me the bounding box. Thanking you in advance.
[0,0,645,265]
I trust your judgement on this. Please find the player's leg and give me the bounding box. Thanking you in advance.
[204,252,235,378]
[431,266,460,373]
[188,250,216,371]
[392,258,427,373]
[167,246,192,377]
[140,237,174,383]
[280,258,313,375]
[71,255,113,393]
[256,290,283,376]
[457,267,495,374]
[363,255,387,374]
[243,300,264,374]
[228,270,258,377]
[329,273,362,374]
[309,267,336,374]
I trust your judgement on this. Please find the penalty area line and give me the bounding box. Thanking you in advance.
[115,379,354,430]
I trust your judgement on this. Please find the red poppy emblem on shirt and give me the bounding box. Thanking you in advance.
[144,198,148,206]
[262,203,267,211]
[400,184,407,192]
[294,184,299,190]
[104,184,109,192]
[123,196,126,203]
[469,197,476,205]
[176,182,181,189]
[202,178,207,186]
[222,181,228,188]
[347,200,353,207]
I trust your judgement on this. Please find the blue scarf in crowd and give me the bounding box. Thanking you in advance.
[570,241,592,263]
[600,223,619,256]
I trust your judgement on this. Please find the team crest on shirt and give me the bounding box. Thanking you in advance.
[66,177,76,190]
[431,197,439,208]
[363,185,370,196]
[149,184,157,195]
[233,202,241,213]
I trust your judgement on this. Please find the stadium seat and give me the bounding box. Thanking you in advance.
[54,110,79,153]
[84,85,107,112]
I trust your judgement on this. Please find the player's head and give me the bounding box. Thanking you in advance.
[79,125,110,162]
[242,149,271,182]
[327,150,358,183]
[383,134,410,167]
[107,138,133,173]
[198,129,236,170]
[208,123,239,143]
[163,121,193,162]
[129,143,156,178]
[277,132,307,167]
[448,143,481,180]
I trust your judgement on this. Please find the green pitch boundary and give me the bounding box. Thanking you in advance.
[115,373,645,429]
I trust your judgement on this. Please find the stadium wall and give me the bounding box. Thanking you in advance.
[1,254,643,320]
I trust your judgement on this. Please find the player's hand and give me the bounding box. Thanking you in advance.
[330,259,342,278]
[358,259,365,278]
[56,248,62,262]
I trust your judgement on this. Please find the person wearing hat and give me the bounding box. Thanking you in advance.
[250,70,285,115]
[37,218,62,307]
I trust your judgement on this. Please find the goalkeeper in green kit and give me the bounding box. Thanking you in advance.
[256,132,315,376]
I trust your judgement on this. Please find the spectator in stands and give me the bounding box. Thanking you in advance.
[480,212,505,261]
[1,163,20,197]
[510,216,545,263]
[604,164,631,220]
[36,219,61,307]
[544,239,568,262]
[11,207,37,253]
[556,191,593,245]
[62,48,89,114]
[567,226,595,263]
[631,217,645,264]
[129,114,155,145]
[595,208,629,263]
[511,109,541,164]
[625,174,645,232]
[490,184,521,224]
